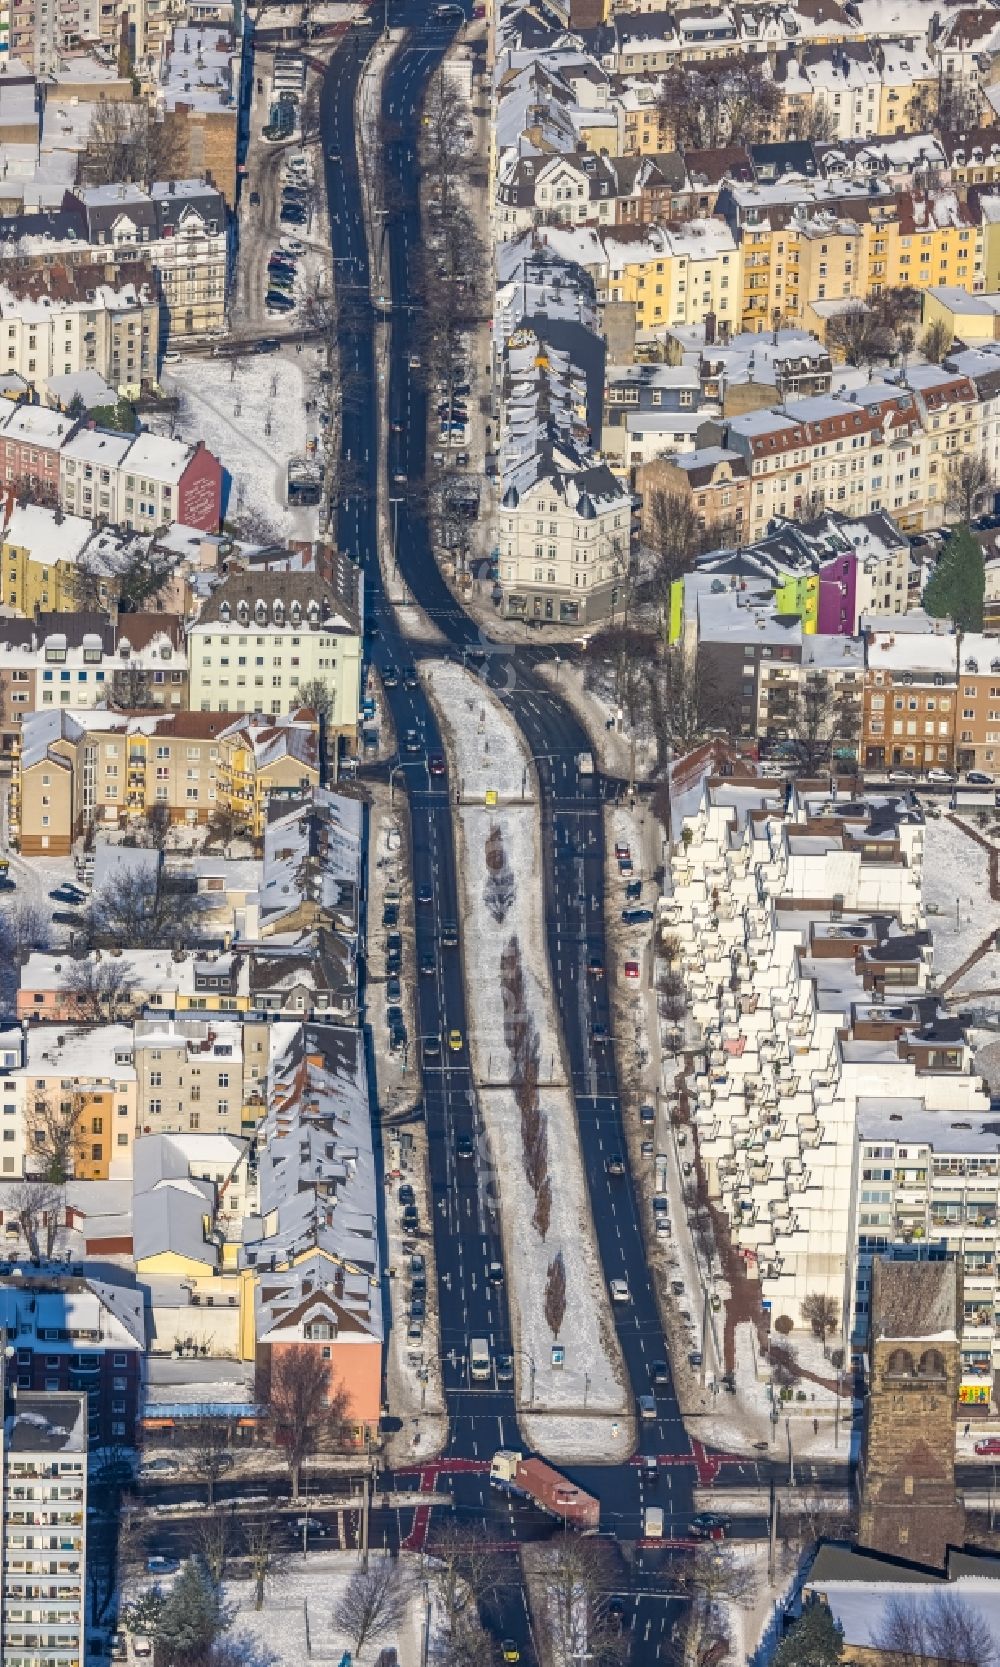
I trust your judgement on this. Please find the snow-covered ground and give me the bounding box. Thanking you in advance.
[426,660,529,802]
[155,352,324,543]
[423,661,629,1457]
[922,812,1000,979]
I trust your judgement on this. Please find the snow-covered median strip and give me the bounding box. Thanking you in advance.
[422,661,628,1457]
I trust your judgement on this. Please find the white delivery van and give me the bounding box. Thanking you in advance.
[470,1337,491,1380]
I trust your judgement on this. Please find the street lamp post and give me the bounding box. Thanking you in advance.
[786,1416,795,1487]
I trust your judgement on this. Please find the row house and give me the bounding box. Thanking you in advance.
[133,1016,270,1140]
[73,179,229,339]
[0,611,186,721]
[7,1022,137,1182]
[240,1023,383,1443]
[861,627,958,771]
[0,423,222,538]
[186,567,363,734]
[0,262,160,399]
[701,363,981,535]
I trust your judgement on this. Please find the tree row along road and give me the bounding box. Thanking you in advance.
[317,10,772,1658]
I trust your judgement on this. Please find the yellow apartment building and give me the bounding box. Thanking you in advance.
[606,220,740,330]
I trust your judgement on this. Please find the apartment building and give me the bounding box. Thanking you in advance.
[158,24,242,206]
[186,568,363,736]
[133,1016,270,1137]
[498,442,634,624]
[0,1384,87,1667]
[0,612,186,721]
[0,404,77,499]
[852,1108,1000,1398]
[668,779,987,1338]
[8,1024,136,1182]
[0,262,160,398]
[638,447,750,539]
[0,1273,143,1445]
[862,628,958,771]
[73,179,229,339]
[602,220,741,332]
[241,1023,383,1440]
[59,429,222,533]
[12,708,321,853]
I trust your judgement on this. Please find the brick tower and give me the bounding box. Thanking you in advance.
[859,1257,965,1569]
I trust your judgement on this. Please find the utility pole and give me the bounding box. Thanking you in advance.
[767,1478,777,1586]
[361,1458,370,1569]
[786,1417,795,1488]
[701,1286,710,1388]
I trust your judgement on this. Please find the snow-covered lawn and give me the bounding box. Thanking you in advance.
[922,813,1000,979]
[423,661,628,1454]
[155,353,323,542]
[424,659,529,802]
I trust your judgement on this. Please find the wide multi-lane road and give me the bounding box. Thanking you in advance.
[316,7,777,1655]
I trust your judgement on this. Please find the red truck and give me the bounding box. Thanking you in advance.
[490,1450,599,1531]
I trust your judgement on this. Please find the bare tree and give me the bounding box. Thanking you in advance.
[947,451,998,524]
[82,869,204,952]
[769,1340,801,1390]
[62,954,136,1023]
[872,1591,996,1667]
[188,1419,233,1507]
[27,1085,89,1184]
[263,1346,349,1498]
[783,674,861,775]
[544,1251,567,1338]
[195,1508,231,1585]
[825,303,895,368]
[425,1521,503,1641]
[657,54,780,149]
[205,804,242,850]
[3,1179,64,1261]
[243,1512,285,1612]
[335,1559,407,1656]
[0,897,51,962]
[82,99,181,189]
[801,1292,840,1353]
[535,1537,628,1667]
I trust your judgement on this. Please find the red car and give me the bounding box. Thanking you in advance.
[974,1436,1000,1455]
[624,960,640,980]
[429,753,446,776]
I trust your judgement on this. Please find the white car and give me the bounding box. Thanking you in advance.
[887,769,917,784]
[610,1277,631,1303]
[926,768,954,785]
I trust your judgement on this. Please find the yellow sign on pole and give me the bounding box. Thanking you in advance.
[485,789,498,806]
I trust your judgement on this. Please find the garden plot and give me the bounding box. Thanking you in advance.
[423,660,628,1457]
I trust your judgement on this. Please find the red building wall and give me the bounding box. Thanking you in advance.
[178,441,223,531]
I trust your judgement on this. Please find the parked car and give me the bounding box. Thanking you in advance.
[50,882,87,905]
[639,1104,655,1124]
[926,768,954,784]
[968,771,995,786]
[975,1437,1000,1455]
[147,1555,180,1576]
[140,1457,180,1478]
[887,769,917,784]
[621,906,654,925]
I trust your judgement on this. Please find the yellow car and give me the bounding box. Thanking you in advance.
[501,1646,520,1665]
[448,1028,463,1052]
